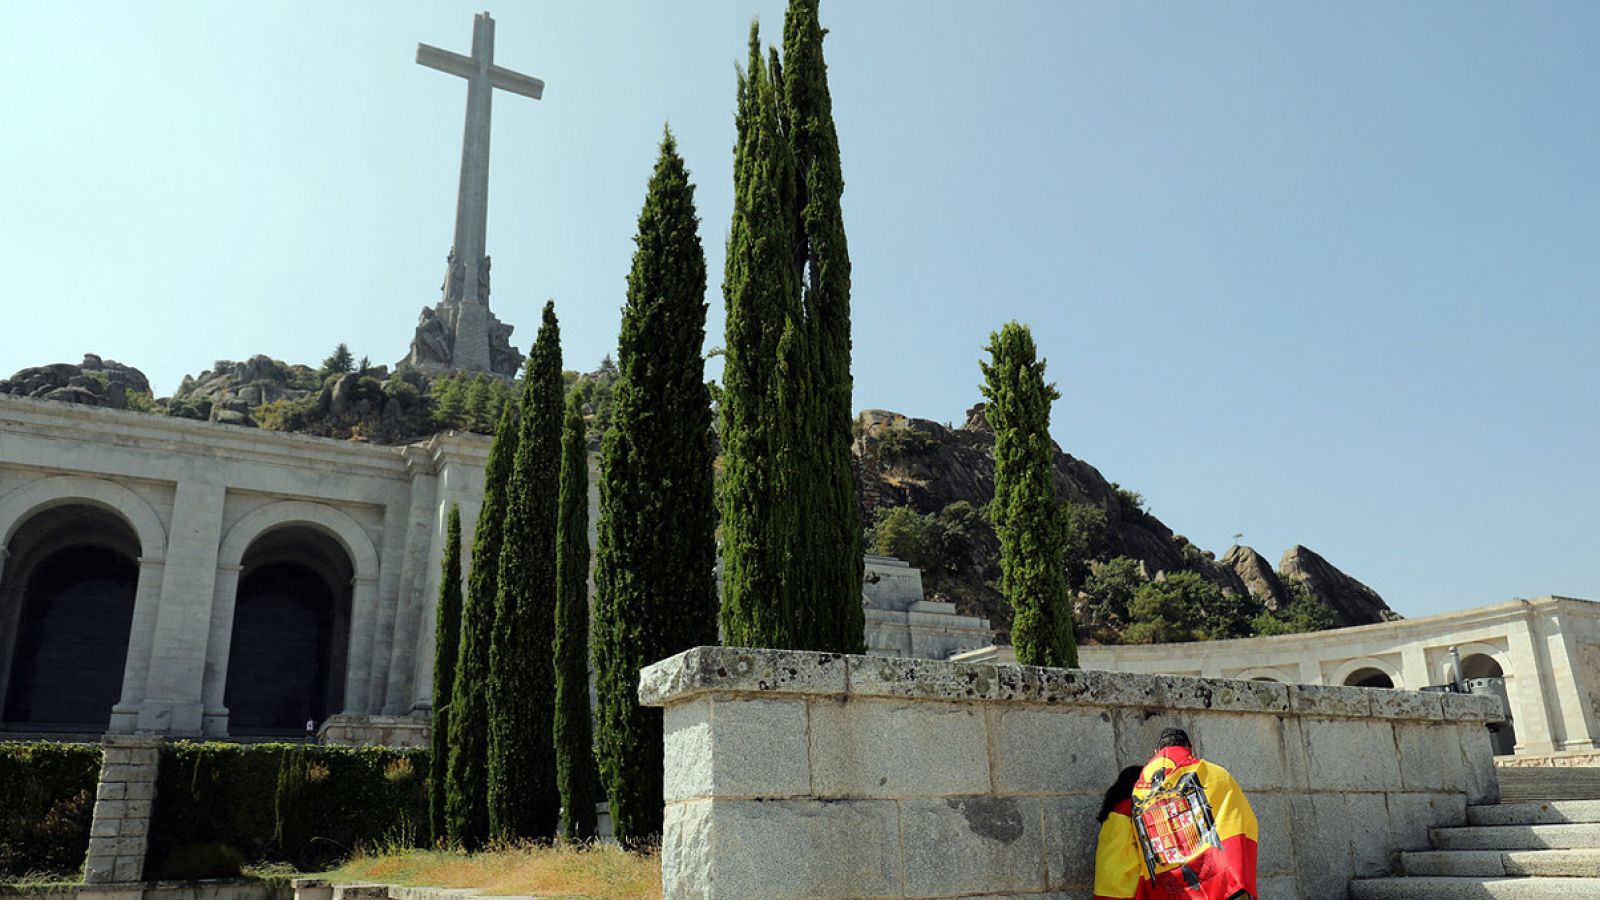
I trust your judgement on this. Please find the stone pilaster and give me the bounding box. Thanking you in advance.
[84,735,161,885]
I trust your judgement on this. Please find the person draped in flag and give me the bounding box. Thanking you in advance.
[1095,728,1259,900]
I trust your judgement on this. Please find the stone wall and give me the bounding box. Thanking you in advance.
[83,736,160,885]
[641,646,1506,900]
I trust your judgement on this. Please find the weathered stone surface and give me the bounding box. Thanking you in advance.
[810,698,988,798]
[1346,792,1395,877]
[1388,791,1468,851]
[1221,544,1293,611]
[1257,875,1299,900]
[1111,707,1196,770]
[990,707,1115,794]
[1371,688,1445,721]
[640,646,846,706]
[1397,721,1468,792]
[1279,543,1399,627]
[1301,719,1402,792]
[1250,792,1295,876]
[1459,723,1500,805]
[1192,714,1289,791]
[1289,794,1356,900]
[1289,682,1375,719]
[901,796,1045,896]
[1040,794,1101,889]
[1443,690,1507,723]
[1155,674,1289,714]
[848,654,1007,702]
[663,799,902,899]
[663,697,809,802]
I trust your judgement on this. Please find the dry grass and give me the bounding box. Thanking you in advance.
[323,843,661,900]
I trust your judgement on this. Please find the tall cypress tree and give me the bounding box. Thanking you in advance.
[720,24,807,650]
[720,4,863,653]
[553,392,597,842]
[595,129,719,848]
[446,401,518,848]
[429,503,463,844]
[488,302,564,842]
[979,322,1078,668]
[784,0,863,653]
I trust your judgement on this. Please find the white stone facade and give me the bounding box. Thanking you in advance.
[0,394,486,739]
[958,595,1600,757]
[861,554,992,660]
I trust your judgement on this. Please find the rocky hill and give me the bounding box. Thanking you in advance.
[856,406,1398,635]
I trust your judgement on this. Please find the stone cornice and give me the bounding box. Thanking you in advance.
[638,645,1506,723]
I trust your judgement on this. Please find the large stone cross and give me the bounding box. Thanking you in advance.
[417,12,543,372]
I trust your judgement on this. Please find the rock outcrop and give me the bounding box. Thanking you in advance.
[1280,545,1400,627]
[1222,544,1292,611]
[168,355,323,426]
[0,355,152,410]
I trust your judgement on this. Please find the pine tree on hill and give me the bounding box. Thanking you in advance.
[320,342,355,378]
[553,391,597,842]
[980,321,1078,668]
[446,401,518,848]
[429,503,463,844]
[488,301,563,842]
[595,129,719,848]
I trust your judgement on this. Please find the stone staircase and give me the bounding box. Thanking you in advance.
[1351,799,1600,898]
[1497,765,1600,802]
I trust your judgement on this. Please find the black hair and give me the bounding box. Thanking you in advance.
[1156,727,1192,749]
[1098,765,1144,823]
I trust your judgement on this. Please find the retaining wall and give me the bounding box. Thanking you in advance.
[640,646,1506,900]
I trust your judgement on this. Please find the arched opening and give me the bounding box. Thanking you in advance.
[224,526,353,737]
[1460,653,1503,680]
[1345,667,1395,689]
[1250,676,1281,683]
[0,505,141,733]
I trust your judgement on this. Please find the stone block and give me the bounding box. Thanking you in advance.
[1289,794,1355,900]
[1301,719,1402,792]
[850,654,1008,702]
[640,646,846,706]
[662,798,902,899]
[1459,723,1500,805]
[1388,792,1467,851]
[1257,875,1299,900]
[120,817,148,838]
[901,796,1046,896]
[1346,792,1395,877]
[100,763,157,784]
[1442,691,1506,723]
[1110,708,1196,770]
[1395,722,1467,792]
[83,853,117,883]
[91,816,121,837]
[1156,675,1288,714]
[87,835,145,857]
[991,707,1116,795]
[1289,683,1373,719]
[1250,793,1294,877]
[1192,714,1287,791]
[123,799,152,819]
[97,781,127,801]
[112,855,144,882]
[1041,794,1101,889]
[810,698,989,798]
[102,747,132,765]
[126,747,159,767]
[124,780,156,801]
[1370,688,1444,721]
[663,697,809,802]
[93,799,127,820]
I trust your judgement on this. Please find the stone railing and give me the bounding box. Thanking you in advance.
[640,646,1505,900]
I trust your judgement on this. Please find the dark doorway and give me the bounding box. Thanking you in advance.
[1345,667,1395,689]
[224,527,352,737]
[1,506,142,733]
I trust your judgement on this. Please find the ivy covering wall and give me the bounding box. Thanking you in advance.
[0,742,101,880]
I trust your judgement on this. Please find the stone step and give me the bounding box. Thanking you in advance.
[1433,823,1600,851]
[1471,801,1600,826]
[1401,848,1600,877]
[1352,876,1600,899]
[1497,768,1600,803]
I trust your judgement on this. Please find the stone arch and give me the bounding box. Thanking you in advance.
[1438,642,1510,683]
[1233,667,1294,683]
[0,475,166,561]
[1330,656,1403,689]
[204,501,379,736]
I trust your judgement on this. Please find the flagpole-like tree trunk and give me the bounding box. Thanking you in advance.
[428,503,463,844]
[446,402,519,848]
[594,129,720,848]
[553,392,598,842]
[488,302,564,842]
[980,321,1078,668]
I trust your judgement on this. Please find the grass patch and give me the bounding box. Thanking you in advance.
[322,844,660,900]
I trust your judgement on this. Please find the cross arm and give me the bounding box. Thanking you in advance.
[490,65,544,100]
[417,43,475,79]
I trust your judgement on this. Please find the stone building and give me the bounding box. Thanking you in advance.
[0,393,486,742]
[959,595,1600,757]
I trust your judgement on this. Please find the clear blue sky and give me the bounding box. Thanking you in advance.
[3,2,1597,618]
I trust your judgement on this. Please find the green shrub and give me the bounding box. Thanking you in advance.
[0,742,101,879]
[146,743,427,873]
[153,842,244,881]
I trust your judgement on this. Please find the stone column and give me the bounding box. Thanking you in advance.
[383,482,439,714]
[198,563,243,737]
[1399,645,1430,691]
[109,557,167,734]
[0,547,19,717]
[84,735,161,885]
[1547,615,1600,751]
[137,478,226,735]
[1505,616,1559,754]
[1298,658,1323,684]
[342,574,381,713]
